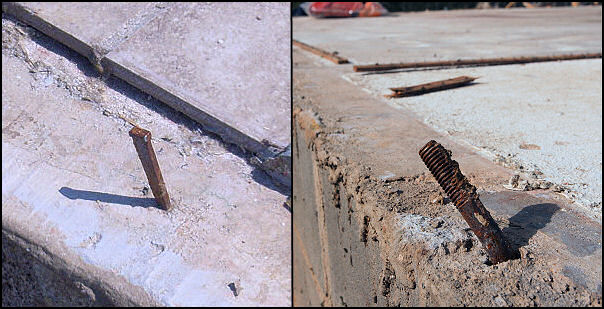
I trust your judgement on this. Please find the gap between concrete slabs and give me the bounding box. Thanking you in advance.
[2,2,291,188]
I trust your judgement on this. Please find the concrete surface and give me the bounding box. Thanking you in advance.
[293,6,602,65]
[105,2,291,151]
[293,45,602,306]
[345,59,602,219]
[2,15,290,306]
[3,2,292,186]
[294,5,602,221]
[1,2,165,66]
[293,6,602,305]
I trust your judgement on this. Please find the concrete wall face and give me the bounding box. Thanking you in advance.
[321,177,383,307]
[293,117,401,307]
[293,121,325,305]
[2,233,99,307]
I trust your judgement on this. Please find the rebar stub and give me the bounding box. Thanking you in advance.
[419,140,515,264]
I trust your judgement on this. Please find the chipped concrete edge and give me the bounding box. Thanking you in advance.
[2,207,161,307]
[2,2,291,190]
[293,104,602,306]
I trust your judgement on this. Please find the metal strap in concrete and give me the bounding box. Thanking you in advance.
[1,2,167,67]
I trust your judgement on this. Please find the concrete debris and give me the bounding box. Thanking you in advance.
[504,174,555,191]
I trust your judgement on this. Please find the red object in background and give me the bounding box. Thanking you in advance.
[308,2,388,18]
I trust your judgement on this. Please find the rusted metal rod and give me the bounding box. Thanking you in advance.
[386,76,478,98]
[419,140,515,264]
[129,126,172,211]
[354,52,602,72]
[293,39,349,64]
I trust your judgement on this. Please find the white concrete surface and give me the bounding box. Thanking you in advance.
[293,6,602,64]
[2,15,290,306]
[344,59,602,218]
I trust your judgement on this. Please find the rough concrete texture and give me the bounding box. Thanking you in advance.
[3,2,291,187]
[105,2,291,151]
[3,233,103,306]
[293,6,602,65]
[1,2,166,67]
[345,59,602,220]
[293,41,601,306]
[2,15,290,306]
[294,5,602,221]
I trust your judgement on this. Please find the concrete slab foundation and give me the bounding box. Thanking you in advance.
[293,6,602,65]
[3,2,291,187]
[293,7,602,304]
[2,14,290,306]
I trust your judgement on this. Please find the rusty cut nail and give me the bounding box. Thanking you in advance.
[419,140,515,264]
[129,126,172,211]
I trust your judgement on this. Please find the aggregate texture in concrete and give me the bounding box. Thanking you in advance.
[2,15,290,306]
[345,59,602,219]
[294,5,602,221]
[3,2,292,187]
[293,6,602,65]
[292,28,601,306]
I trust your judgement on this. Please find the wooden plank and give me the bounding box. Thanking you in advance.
[293,39,349,64]
[354,53,602,72]
[386,76,478,98]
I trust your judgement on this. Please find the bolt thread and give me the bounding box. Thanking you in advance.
[419,140,515,264]
[419,140,474,209]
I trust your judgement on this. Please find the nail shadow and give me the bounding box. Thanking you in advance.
[59,187,157,208]
[502,203,560,253]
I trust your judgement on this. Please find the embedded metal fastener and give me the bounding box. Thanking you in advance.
[419,140,515,264]
[129,126,172,211]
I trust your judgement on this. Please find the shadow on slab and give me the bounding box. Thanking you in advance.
[502,203,559,253]
[251,168,291,197]
[59,187,157,208]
